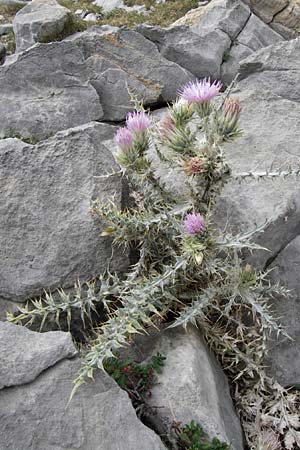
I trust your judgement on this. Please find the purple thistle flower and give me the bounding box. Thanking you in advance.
[184,213,205,235]
[180,78,222,104]
[115,127,133,150]
[126,111,151,134]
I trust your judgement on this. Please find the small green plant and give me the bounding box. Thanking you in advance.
[104,352,166,417]
[175,420,229,450]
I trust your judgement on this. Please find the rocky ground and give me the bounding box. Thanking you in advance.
[1,0,300,449]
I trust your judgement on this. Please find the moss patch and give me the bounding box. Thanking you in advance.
[58,0,103,15]
[0,3,24,23]
[100,0,199,27]
[0,31,15,55]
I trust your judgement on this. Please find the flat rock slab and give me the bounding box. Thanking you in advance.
[0,322,77,389]
[0,122,128,302]
[0,354,166,450]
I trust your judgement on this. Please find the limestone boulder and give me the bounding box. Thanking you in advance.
[139,0,282,84]
[267,236,300,387]
[221,13,283,84]
[214,38,300,386]
[0,323,166,450]
[0,122,128,303]
[0,26,192,140]
[126,325,244,450]
[13,0,72,52]
[244,0,300,38]
[0,40,103,141]
[0,321,77,389]
[67,26,193,121]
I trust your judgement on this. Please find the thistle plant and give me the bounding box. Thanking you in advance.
[9,78,300,449]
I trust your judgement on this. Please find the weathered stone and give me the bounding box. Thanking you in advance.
[0,40,103,140]
[244,0,300,38]
[0,122,128,303]
[167,0,251,80]
[0,322,77,389]
[127,326,244,450]
[267,236,300,387]
[239,38,300,103]
[0,324,166,450]
[221,13,283,84]
[137,24,229,79]
[68,26,193,121]
[0,26,192,139]
[244,0,289,23]
[0,299,19,322]
[13,0,72,52]
[271,2,300,39]
[214,38,300,385]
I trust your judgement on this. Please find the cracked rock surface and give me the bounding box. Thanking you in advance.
[0,25,192,141]
[243,0,300,38]
[126,325,244,450]
[0,122,128,303]
[215,37,300,386]
[0,323,166,450]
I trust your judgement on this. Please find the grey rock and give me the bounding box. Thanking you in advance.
[0,122,128,302]
[243,0,289,24]
[137,24,229,79]
[127,325,244,450]
[0,23,13,36]
[0,299,19,322]
[243,0,300,39]
[239,38,300,102]
[0,322,77,389]
[221,13,283,84]
[0,27,192,139]
[139,0,251,80]
[68,26,193,121]
[13,0,72,52]
[186,0,251,41]
[267,236,300,387]
[147,0,282,85]
[214,38,300,385]
[84,12,97,21]
[0,356,166,450]
[0,40,103,140]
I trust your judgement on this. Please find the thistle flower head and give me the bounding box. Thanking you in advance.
[158,115,176,139]
[224,98,241,119]
[184,157,204,175]
[179,78,222,104]
[115,127,133,150]
[217,97,242,141]
[126,111,151,134]
[184,213,205,235]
